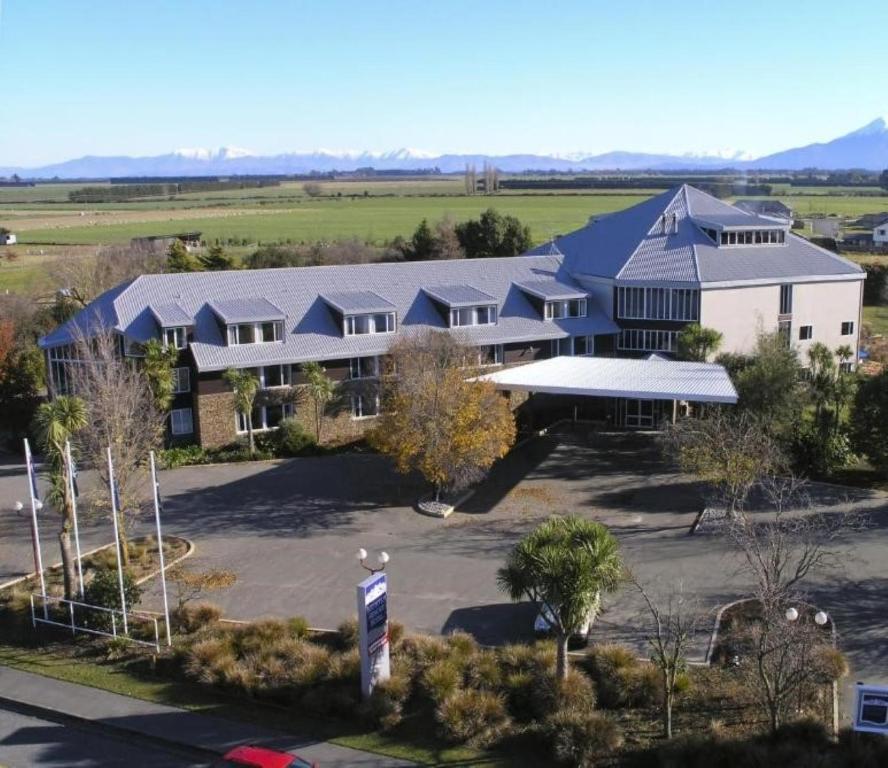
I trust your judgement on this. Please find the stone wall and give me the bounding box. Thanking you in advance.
[195,389,237,448]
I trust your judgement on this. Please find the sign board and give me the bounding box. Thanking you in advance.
[357,572,390,698]
[853,684,888,735]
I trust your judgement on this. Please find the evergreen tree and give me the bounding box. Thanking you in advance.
[167,240,197,273]
[198,245,235,271]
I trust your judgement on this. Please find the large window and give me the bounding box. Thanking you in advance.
[719,229,785,245]
[450,305,497,327]
[349,356,379,379]
[262,364,293,388]
[475,344,503,366]
[344,313,396,336]
[236,403,294,433]
[545,299,586,320]
[228,321,283,346]
[551,336,594,357]
[780,284,793,315]
[170,408,193,436]
[48,344,79,395]
[799,325,813,341]
[164,327,187,350]
[618,329,678,353]
[351,393,380,419]
[171,367,190,394]
[616,287,698,321]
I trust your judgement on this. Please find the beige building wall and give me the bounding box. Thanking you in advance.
[700,279,863,360]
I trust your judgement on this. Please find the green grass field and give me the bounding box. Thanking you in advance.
[863,305,888,336]
[10,193,651,246]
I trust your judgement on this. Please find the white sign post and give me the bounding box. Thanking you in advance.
[357,571,390,698]
[853,683,888,735]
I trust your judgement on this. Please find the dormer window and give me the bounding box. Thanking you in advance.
[164,327,187,350]
[718,229,785,246]
[450,305,497,327]
[545,299,586,320]
[227,320,283,345]
[344,312,396,336]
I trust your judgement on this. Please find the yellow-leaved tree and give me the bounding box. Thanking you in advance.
[370,331,515,501]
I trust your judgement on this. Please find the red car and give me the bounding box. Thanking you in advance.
[216,745,317,768]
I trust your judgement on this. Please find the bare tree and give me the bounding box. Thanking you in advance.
[632,577,700,738]
[71,325,165,565]
[728,475,855,732]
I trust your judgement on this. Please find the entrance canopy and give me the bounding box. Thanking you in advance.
[475,356,738,404]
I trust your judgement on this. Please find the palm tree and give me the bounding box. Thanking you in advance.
[223,368,260,456]
[33,395,88,599]
[142,339,179,413]
[498,516,623,680]
[301,362,336,443]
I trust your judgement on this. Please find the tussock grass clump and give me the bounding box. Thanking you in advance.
[545,710,622,767]
[364,672,412,730]
[173,601,223,634]
[436,688,511,747]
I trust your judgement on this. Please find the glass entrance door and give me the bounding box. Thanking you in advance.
[623,399,654,428]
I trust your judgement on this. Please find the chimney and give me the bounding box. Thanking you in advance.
[661,213,667,234]
[672,212,678,234]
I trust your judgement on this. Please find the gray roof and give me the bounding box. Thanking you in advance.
[734,199,793,219]
[541,184,864,286]
[208,297,284,324]
[42,254,619,371]
[149,302,193,328]
[321,290,396,314]
[423,284,497,307]
[514,278,588,301]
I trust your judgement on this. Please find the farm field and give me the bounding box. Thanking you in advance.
[864,305,888,336]
[4,193,652,246]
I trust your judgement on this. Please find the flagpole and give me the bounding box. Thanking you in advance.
[24,438,47,619]
[106,446,128,634]
[65,440,84,599]
[149,451,171,646]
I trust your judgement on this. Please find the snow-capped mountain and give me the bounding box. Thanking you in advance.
[3,119,888,179]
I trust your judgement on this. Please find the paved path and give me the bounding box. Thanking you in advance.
[0,698,204,768]
[0,666,412,767]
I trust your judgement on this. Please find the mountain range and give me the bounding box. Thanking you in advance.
[4,118,888,179]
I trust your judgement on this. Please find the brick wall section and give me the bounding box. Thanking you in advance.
[196,388,237,448]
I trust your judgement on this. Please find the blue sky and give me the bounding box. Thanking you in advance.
[1,0,887,166]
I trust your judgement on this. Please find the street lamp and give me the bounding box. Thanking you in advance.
[356,548,390,574]
[785,606,799,622]
[814,610,829,627]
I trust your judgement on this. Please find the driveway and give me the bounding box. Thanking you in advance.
[2,430,886,713]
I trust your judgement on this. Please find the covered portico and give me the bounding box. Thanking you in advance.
[476,356,738,429]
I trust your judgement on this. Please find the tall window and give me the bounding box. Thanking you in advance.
[164,327,187,350]
[170,408,193,436]
[779,284,793,315]
[349,356,379,379]
[573,336,594,356]
[236,403,293,432]
[351,394,379,419]
[262,364,292,388]
[344,313,395,336]
[475,345,503,366]
[841,321,854,336]
[616,287,698,321]
[450,305,497,327]
[545,298,586,320]
[171,367,190,394]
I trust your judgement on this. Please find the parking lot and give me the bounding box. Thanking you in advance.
[3,428,887,701]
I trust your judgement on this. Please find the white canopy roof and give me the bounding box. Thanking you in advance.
[475,356,738,404]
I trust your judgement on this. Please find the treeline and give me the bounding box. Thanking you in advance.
[68,179,281,203]
[500,177,772,197]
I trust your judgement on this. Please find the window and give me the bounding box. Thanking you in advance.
[164,327,187,350]
[779,284,793,315]
[351,394,379,419]
[349,356,379,379]
[840,362,854,373]
[573,336,594,356]
[344,313,395,335]
[617,329,678,353]
[228,321,283,346]
[799,325,813,341]
[262,364,292,388]
[450,305,497,327]
[475,344,503,366]
[841,321,854,336]
[170,408,193,436]
[616,287,699,321]
[778,320,791,348]
[719,229,785,246]
[545,298,586,320]
[171,367,190,394]
[236,403,294,432]
[551,337,573,356]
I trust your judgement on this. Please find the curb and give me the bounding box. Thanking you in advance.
[0,693,222,761]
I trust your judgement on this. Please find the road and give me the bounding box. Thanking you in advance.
[0,700,208,768]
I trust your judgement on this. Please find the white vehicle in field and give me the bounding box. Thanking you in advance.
[533,605,595,645]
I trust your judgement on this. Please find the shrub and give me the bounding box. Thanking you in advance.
[286,641,333,686]
[446,630,479,658]
[276,417,317,456]
[173,601,222,634]
[583,644,639,709]
[399,634,450,667]
[185,636,237,685]
[436,689,511,747]
[337,617,359,649]
[556,671,598,714]
[83,567,142,629]
[288,616,310,639]
[388,620,405,648]
[423,658,462,703]
[813,647,849,682]
[364,673,412,730]
[159,444,208,469]
[545,710,623,767]
[234,619,289,655]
